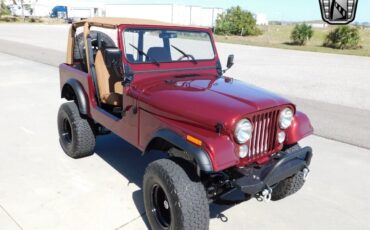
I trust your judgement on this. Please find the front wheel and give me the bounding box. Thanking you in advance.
[143,159,209,230]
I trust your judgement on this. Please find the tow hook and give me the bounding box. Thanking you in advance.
[255,187,272,202]
[302,168,310,181]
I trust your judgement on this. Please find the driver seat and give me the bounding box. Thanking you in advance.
[146,47,171,62]
[94,49,123,106]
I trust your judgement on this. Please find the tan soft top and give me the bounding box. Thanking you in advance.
[67,17,209,65]
[73,17,206,29]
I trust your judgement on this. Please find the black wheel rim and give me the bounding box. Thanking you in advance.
[62,118,73,144]
[151,184,171,229]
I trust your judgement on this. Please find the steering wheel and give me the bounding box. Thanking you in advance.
[177,54,196,61]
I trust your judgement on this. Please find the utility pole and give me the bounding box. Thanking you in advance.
[189,6,192,25]
[21,0,25,21]
[0,0,3,18]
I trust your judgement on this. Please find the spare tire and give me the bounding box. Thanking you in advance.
[74,30,116,63]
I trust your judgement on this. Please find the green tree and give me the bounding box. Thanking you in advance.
[0,0,11,18]
[324,25,361,49]
[215,6,262,36]
[290,23,314,46]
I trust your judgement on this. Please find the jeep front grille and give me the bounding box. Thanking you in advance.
[249,110,280,158]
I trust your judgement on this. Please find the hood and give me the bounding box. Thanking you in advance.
[138,75,292,132]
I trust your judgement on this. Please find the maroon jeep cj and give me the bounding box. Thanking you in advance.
[58,17,314,230]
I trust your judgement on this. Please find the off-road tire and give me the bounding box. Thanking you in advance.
[271,144,305,201]
[143,159,209,230]
[57,102,95,158]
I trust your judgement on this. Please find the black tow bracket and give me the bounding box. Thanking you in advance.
[232,146,313,196]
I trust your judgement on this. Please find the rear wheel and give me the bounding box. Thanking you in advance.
[143,159,209,230]
[57,102,95,158]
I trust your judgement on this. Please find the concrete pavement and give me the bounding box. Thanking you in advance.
[0,53,370,230]
[218,42,370,110]
[0,24,369,149]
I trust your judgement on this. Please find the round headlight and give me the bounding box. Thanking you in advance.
[279,108,294,129]
[234,119,253,144]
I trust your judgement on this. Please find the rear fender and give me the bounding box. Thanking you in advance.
[285,111,314,145]
[61,79,88,115]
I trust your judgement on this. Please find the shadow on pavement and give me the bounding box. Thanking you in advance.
[95,133,249,227]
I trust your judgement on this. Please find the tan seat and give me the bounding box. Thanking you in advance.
[94,50,123,106]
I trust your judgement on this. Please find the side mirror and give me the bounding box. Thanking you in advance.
[227,54,234,69]
[223,54,234,74]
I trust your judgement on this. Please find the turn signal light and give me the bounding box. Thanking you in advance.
[186,135,202,146]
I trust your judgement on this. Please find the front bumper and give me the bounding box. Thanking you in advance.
[231,146,312,195]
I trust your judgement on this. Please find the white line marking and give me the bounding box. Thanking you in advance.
[20,126,35,135]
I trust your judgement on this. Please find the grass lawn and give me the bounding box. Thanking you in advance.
[215,25,370,57]
[0,16,64,24]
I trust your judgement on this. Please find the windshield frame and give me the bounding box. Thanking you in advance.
[121,27,217,65]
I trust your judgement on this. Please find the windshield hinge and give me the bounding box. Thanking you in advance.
[216,59,223,77]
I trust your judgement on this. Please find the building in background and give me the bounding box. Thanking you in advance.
[255,13,269,25]
[4,0,104,18]
[4,1,224,27]
[104,4,223,27]
[31,0,104,18]
[305,20,328,28]
[5,0,33,16]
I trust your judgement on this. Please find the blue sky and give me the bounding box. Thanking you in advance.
[91,0,369,22]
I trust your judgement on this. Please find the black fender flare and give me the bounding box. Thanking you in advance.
[61,79,88,115]
[145,129,214,172]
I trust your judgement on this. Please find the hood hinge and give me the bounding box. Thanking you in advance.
[215,122,224,136]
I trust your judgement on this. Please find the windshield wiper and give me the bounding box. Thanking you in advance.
[129,43,160,66]
[171,45,198,64]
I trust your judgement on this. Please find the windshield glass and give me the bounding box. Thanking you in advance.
[123,29,215,64]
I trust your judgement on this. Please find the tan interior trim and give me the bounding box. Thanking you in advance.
[83,22,91,73]
[66,26,75,65]
[95,50,123,106]
[94,50,110,99]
